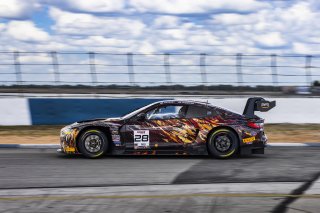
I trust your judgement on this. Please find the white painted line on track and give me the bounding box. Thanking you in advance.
[0,182,303,197]
[0,144,60,149]
[19,144,60,149]
[267,143,320,147]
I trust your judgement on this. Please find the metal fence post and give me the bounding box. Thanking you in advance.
[200,53,207,86]
[305,55,312,85]
[271,54,278,86]
[13,51,22,85]
[127,53,135,85]
[236,53,243,86]
[51,51,60,85]
[164,53,171,85]
[89,52,97,86]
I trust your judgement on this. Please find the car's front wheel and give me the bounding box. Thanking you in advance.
[207,128,239,159]
[78,129,109,158]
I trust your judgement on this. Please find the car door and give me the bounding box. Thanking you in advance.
[184,104,221,143]
[122,104,198,152]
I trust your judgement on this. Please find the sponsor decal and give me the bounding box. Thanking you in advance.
[112,135,120,141]
[134,130,150,149]
[261,102,270,108]
[65,147,76,152]
[242,136,256,143]
[113,141,121,146]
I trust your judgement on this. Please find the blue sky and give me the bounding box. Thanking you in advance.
[0,0,319,54]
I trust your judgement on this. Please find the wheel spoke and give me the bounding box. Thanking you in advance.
[214,134,232,152]
[84,134,103,153]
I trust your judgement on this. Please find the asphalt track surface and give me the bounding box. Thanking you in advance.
[0,147,319,213]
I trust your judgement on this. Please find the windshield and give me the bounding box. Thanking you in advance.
[121,103,156,120]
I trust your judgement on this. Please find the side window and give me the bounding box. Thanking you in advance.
[146,105,187,120]
[186,105,217,118]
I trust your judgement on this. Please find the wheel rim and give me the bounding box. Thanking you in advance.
[84,134,103,153]
[214,134,232,152]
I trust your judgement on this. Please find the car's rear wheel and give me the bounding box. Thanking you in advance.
[78,129,108,158]
[207,128,239,159]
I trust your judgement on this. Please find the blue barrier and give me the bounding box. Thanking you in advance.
[28,98,165,125]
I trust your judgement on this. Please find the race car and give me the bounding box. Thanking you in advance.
[58,97,275,159]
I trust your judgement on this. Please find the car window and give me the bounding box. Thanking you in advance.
[121,103,156,120]
[146,105,186,120]
[186,105,216,118]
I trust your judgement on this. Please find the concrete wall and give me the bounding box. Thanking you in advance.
[1,97,319,125]
[0,99,31,125]
[204,98,320,124]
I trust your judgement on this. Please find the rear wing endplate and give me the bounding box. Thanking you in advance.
[243,97,276,118]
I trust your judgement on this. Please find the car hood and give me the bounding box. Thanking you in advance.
[70,117,124,128]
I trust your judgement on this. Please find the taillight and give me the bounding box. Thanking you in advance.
[247,121,262,129]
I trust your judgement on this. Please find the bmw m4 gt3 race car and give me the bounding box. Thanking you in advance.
[58,97,275,159]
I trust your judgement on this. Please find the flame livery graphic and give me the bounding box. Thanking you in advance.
[58,98,275,158]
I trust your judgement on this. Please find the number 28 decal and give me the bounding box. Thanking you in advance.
[134,130,150,149]
[134,134,149,142]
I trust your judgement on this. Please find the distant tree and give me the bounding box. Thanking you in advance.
[313,81,320,86]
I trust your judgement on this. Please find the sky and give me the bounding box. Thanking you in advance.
[0,0,319,54]
[0,0,319,87]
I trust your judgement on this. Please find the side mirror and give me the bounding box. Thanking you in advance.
[136,113,146,121]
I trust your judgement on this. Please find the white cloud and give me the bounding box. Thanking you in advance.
[0,0,40,19]
[0,23,5,31]
[57,0,125,13]
[19,54,51,63]
[153,16,180,28]
[160,29,186,40]
[208,1,320,53]
[281,2,315,24]
[136,41,156,53]
[187,31,220,46]
[49,8,145,37]
[156,39,189,51]
[211,13,257,25]
[129,0,269,14]
[292,42,320,54]
[70,36,131,48]
[46,0,270,15]
[0,0,319,55]
[254,32,287,48]
[6,21,50,42]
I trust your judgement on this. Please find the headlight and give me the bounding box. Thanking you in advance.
[60,127,72,137]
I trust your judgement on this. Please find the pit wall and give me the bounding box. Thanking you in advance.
[1,98,319,125]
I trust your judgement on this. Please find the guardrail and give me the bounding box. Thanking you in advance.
[0,51,319,86]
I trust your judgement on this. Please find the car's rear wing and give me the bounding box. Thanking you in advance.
[243,97,276,118]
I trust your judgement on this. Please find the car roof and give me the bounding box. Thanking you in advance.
[155,99,214,107]
[155,100,241,115]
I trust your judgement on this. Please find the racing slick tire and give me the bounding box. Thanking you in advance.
[207,128,239,159]
[78,129,109,158]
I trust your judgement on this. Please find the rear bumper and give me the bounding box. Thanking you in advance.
[240,132,267,155]
[240,145,265,155]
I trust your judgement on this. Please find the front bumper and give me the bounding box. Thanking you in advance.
[57,148,65,155]
[60,127,79,154]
